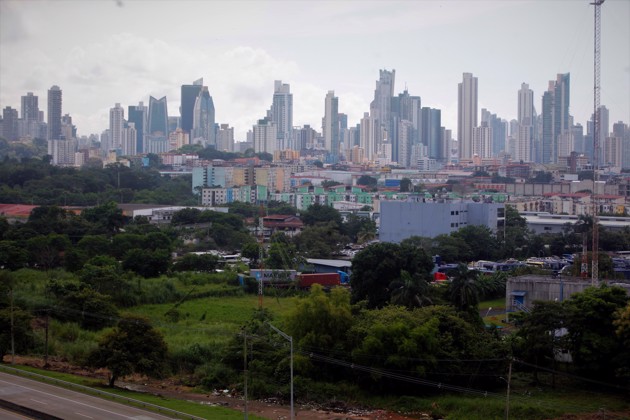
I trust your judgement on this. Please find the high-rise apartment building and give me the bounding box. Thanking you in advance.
[458,73,478,160]
[253,117,277,154]
[47,85,62,141]
[2,107,18,141]
[271,81,293,151]
[180,78,203,134]
[21,92,39,122]
[217,124,234,152]
[109,103,124,152]
[323,91,340,160]
[128,102,147,154]
[515,83,534,162]
[472,122,492,159]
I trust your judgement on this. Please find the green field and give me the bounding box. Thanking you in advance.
[126,294,298,351]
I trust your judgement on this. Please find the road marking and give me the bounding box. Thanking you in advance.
[75,413,94,419]
[29,398,48,404]
[0,378,128,418]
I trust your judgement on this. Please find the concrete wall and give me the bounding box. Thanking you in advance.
[506,275,630,313]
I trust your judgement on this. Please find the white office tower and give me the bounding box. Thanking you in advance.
[457,73,478,160]
[323,91,340,158]
[253,117,277,154]
[109,103,125,151]
[515,83,534,162]
[271,81,293,150]
[472,123,492,159]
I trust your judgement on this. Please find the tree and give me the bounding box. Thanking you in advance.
[449,264,481,324]
[285,285,352,353]
[399,178,412,192]
[389,270,432,309]
[88,315,169,387]
[350,242,433,309]
[431,234,472,263]
[514,301,567,383]
[172,253,219,272]
[51,284,119,330]
[293,223,348,258]
[356,175,377,187]
[563,285,629,379]
[451,225,499,261]
[122,248,171,278]
[300,203,343,229]
[342,214,376,244]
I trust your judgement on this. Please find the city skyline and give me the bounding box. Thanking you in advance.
[1,0,629,141]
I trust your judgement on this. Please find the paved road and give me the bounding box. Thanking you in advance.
[0,372,179,420]
[0,406,31,420]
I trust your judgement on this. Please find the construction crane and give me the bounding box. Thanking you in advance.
[590,0,604,285]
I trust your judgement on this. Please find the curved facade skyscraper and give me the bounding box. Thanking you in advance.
[192,86,216,147]
[147,96,168,136]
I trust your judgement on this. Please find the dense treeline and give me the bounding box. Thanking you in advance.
[0,158,196,206]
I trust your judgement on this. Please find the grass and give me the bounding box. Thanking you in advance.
[126,293,299,351]
[479,297,506,310]
[1,364,267,420]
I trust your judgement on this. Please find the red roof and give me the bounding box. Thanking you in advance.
[0,204,37,218]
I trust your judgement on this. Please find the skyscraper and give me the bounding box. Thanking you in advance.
[47,85,62,141]
[516,83,534,162]
[323,91,339,160]
[271,80,293,150]
[541,84,555,164]
[192,86,215,147]
[109,103,124,152]
[180,78,203,135]
[390,89,421,164]
[21,92,39,122]
[253,117,277,154]
[2,107,18,141]
[421,107,442,160]
[541,73,571,164]
[128,102,147,153]
[458,73,478,160]
[147,96,168,136]
[472,122,492,159]
[145,96,169,154]
[370,69,395,160]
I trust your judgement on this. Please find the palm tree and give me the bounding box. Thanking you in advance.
[449,264,481,314]
[389,270,432,309]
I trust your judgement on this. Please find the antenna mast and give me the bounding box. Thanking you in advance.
[590,0,604,285]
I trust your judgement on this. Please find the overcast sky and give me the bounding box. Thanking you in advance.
[1,0,628,141]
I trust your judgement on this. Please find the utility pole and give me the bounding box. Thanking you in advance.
[44,309,50,367]
[243,333,248,420]
[267,323,294,420]
[505,359,512,420]
[10,288,15,365]
[590,0,605,285]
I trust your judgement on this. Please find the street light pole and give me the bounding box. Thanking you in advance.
[267,322,294,420]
